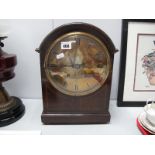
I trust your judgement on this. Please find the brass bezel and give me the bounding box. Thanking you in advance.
[44,32,111,96]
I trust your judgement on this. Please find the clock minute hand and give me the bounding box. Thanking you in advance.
[73,47,79,65]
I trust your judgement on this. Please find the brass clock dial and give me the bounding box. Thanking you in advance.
[44,32,111,96]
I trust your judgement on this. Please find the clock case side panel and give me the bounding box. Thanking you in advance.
[39,23,116,124]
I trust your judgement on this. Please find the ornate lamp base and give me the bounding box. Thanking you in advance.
[0,96,25,127]
[0,36,25,127]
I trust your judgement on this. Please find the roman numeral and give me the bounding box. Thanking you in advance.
[75,38,80,45]
[75,85,78,91]
[47,64,58,68]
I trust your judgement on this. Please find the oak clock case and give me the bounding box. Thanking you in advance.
[37,23,117,124]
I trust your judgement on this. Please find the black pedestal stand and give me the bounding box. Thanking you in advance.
[0,97,25,127]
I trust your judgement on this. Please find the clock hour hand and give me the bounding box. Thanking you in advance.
[46,63,85,69]
[46,64,73,69]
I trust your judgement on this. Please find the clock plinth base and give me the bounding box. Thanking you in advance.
[0,97,25,127]
[41,112,110,124]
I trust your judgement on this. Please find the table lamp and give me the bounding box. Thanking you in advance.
[0,35,25,127]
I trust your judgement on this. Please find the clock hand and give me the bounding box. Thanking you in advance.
[46,63,86,70]
[73,48,78,92]
[46,64,73,68]
[73,47,78,65]
[68,51,74,66]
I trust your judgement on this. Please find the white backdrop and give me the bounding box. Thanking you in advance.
[0,19,122,99]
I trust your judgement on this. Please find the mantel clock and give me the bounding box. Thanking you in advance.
[36,23,117,124]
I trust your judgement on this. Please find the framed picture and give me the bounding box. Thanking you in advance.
[117,19,155,107]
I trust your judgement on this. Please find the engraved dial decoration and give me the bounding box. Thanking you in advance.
[44,32,111,96]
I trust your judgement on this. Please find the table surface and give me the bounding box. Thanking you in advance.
[0,99,143,135]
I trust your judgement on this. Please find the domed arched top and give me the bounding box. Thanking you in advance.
[38,22,117,57]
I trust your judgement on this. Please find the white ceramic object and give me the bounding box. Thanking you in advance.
[138,112,155,134]
[138,116,155,134]
[144,100,155,125]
